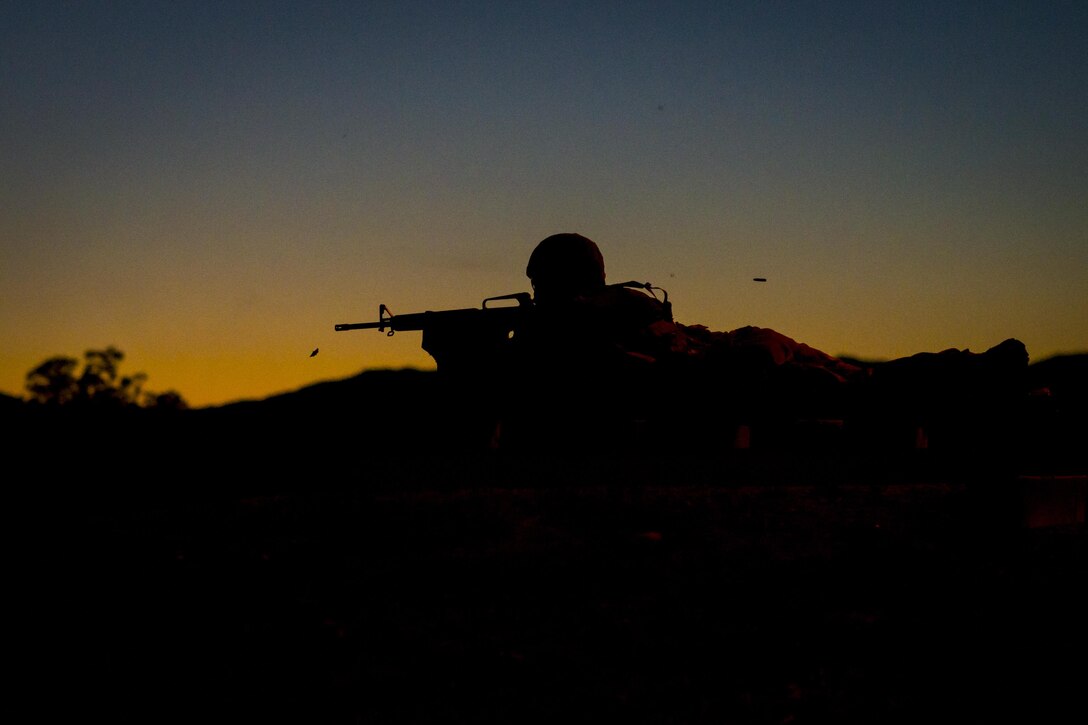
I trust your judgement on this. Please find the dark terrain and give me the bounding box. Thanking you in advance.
[8,356,1085,723]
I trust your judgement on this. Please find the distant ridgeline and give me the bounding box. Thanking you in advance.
[3,355,1085,478]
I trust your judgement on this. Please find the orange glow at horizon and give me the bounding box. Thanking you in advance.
[2,3,1085,408]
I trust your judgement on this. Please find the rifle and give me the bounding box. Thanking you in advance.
[334,282,670,371]
[335,292,534,372]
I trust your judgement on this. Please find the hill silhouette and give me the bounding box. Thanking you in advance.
[5,352,1086,484]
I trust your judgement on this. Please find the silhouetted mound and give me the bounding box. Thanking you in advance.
[189,367,449,453]
[1021,353,1088,473]
[1027,352,1088,401]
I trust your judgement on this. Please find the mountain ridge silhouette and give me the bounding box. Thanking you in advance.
[5,355,1085,486]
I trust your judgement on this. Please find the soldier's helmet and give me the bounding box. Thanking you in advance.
[526,233,606,304]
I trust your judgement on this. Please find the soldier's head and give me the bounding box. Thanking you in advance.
[526,233,606,304]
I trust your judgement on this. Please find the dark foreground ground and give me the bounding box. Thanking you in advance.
[19,446,1084,725]
[7,357,1084,723]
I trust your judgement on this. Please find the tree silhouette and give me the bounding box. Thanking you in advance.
[25,356,79,406]
[24,346,187,410]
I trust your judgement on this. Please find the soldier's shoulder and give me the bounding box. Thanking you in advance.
[598,284,668,315]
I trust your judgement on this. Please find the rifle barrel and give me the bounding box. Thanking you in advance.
[335,294,532,334]
[334,321,384,331]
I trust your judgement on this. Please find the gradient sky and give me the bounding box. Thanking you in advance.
[3,1,1085,408]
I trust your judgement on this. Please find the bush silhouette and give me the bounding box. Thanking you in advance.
[24,346,187,410]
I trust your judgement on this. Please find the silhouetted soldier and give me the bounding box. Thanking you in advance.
[496,232,1029,458]
[496,233,675,450]
[495,233,860,451]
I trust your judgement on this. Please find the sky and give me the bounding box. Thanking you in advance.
[2,1,1085,408]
